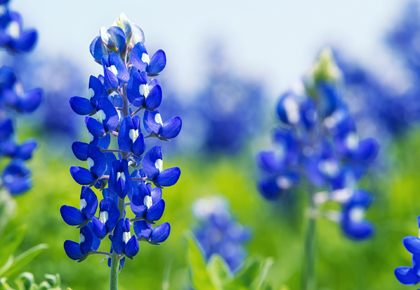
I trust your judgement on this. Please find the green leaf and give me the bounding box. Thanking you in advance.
[161,261,171,290]
[227,258,261,289]
[0,256,14,277]
[0,226,26,269]
[0,277,13,290]
[185,232,216,290]
[207,255,232,289]
[2,244,49,277]
[254,258,274,290]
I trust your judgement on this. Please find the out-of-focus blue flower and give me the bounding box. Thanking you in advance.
[395,216,420,285]
[0,3,37,54]
[256,49,378,240]
[192,196,251,271]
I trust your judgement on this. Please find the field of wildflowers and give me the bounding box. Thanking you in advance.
[2,1,420,290]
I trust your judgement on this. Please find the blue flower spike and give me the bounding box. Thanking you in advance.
[63,14,181,285]
[0,2,41,197]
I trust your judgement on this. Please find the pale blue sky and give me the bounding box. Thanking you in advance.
[11,0,405,97]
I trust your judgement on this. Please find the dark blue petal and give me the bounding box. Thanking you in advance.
[151,187,162,203]
[118,116,134,153]
[18,88,42,113]
[80,225,94,254]
[151,222,171,243]
[70,166,95,185]
[90,36,108,62]
[92,217,107,239]
[12,29,37,53]
[17,139,37,160]
[354,138,379,164]
[96,98,119,132]
[145,199,165,222]
[107,26,126,53]
[60,206,85,226]
[133,220,152,240]
[161,116,182,139]
[126,71,147,107]
[112,219,125,255]
[133,133,145,156]
[145,83,162,110]
[143,110,162,135]
[80,186,98,220]
[64,240,84,260]
[131,42,148,71]
[72,142,88,161]
[88,146,107,178]
[155,167,181,187]
[0,119,13,140]
[97,134,111,149]
[125,236,139,258]
[147,50,166,75]
[70,97,95,115]
[109,53,129,84]
[395,266,420,285]
[142,146,162,180]
[258,179,282,200]
[101,198,120,232]
[85,117,106,138]
[403,236,420,254]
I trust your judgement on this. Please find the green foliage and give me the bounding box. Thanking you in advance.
[0,225,48,278]
[0,273,71,290]
[186,233,275,290]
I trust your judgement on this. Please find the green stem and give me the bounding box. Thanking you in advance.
[301,194,317,290]
[109,85,130,290]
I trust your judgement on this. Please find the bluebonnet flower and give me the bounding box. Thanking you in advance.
[256,48,378,240]
[143,110,182,141]
[0,1,37,54]
[395,216,420,285]
[192,196,251,272]
[0,1,41,197]
[61,14,182,288]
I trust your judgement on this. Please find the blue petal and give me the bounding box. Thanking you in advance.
[12,29,37,53]
[126,71,147,107]
[147,50,166,75]
[109,53,129,84]
[395,266,420,285]
[142,146,162,180]
[70,97,95,115]
[70,166,95,185]
[72,142,88,161]
[80,224,95,254]
[354,138,379,164]
[131,42,148,71]
[118,116,134,153]
[97,97,119,132]
[133,133,145,156]
[17,139,37,160]
[403,236,420,254]
[85,117,106,138]
[102,55,119,90]
[145,83,162,110]
[258,179,282,200]
[143,110,162,135]
[125,236,139,258]
[97,134,111,149]
[64,240,84,260]
[80,186,98,220]
[112,219,126,255]
[155,167,181,187]
[145,199,165,222]
[151,222,171,243]
[92,217,107,239]
[133,220,152,240]
[101,198,120,232]
[151,187,162,204]
[0,119,13,140]
[90,36,108,62]
[161,117,182,139]
[107,26,126,53]
[18,88,42,113]
[88,146,107,178]
[341,220,374,240]
[60,206,85,226]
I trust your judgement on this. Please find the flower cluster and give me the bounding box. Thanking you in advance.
[395,216,420,286]
[192,196,251,271]
[256,49,379,240]
[60,13,182,274]
[0,0,41,196]
[0,0,37,54]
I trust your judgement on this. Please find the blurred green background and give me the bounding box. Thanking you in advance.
[2,123,419,290]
